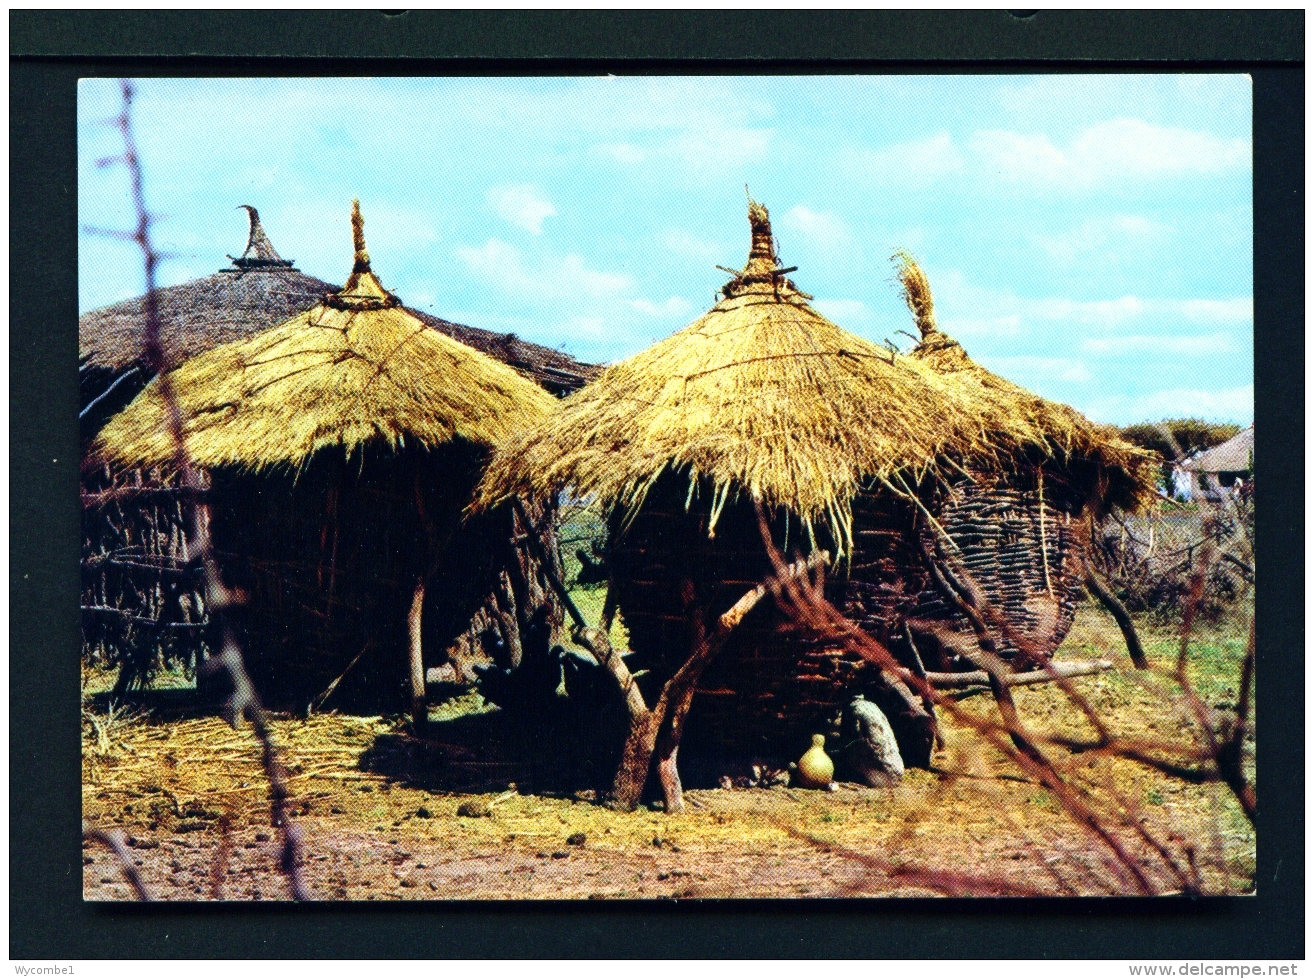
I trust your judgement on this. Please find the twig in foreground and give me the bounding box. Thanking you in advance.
[83,822,154,902]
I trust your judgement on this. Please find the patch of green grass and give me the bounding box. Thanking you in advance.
[567,584,631,652]
[1057,601,1252,712]
[557,501,609,585]
[428,689,498,723]
[82,662,196,696]
[1026,791,1060,814]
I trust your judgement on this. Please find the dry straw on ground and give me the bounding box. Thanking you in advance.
[94,201,556,474]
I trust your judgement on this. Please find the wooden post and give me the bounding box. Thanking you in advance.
[1083,566,1150,669]
[641,555,830,813]
[917,658,1115,689]
[923,544,1048,766]
[508,495,828,813]
[903,623,942,748]
[408,576,427,733]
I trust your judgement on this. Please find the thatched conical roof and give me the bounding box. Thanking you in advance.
[95,201,556,473]
[79,208,335,377]
[479,200,1093,543]
[230,205,293,268]
[892,251,1157,511]
[78,206,599,395]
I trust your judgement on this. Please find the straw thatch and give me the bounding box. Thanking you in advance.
[479,202,1158,776]
[79,208,333,381]
[480,205,1148,551]
[94,202,557,473]
[892,251,1157,663]
[894,250,1156,513]
[81,206,596,686]
[477,202,984,768]
[92,202,563,712]
[1181,424,1253,476]
[79,206,597,441]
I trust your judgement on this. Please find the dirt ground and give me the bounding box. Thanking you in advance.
[82,607,1255,901]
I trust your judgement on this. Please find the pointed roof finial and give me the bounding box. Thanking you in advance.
[745,193,776,274]
[328,199,398,311]
[228,205,294,270]
[718,194,803,299]
[351,198,371,272]
[892,249,939,340]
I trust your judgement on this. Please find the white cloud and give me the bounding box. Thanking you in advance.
[840,131,964,186]
[597,143,645,164]
[969,117,1249,189]
[565,315,609,339]
[1029,295,1147,327]
[597,126,773,174]
[659,228,726,264]
[1181,298,1253,324]
[1075,117,1249,175]
[938,314,1025,340]
[352,201,439,251]
[1027,295,1253,329]
[455,239,632,301]
[1031,214,1171,264]
[780,206,855,253]
[982,355,1094,385]
[914,267,1252,357]
[453,238,694,357]
[1082,384,1254,426]
[486,183,557,235]
[919,268,1027,339]
[1081,332,1238,357]
[811,298,875,330]
[630,296,694,318]
[221,165,279,193]
[673,126,772,171]
[951,289,1252,331]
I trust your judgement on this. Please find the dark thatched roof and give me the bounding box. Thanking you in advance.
[1182,425,1253,474]
[79,265,336,374]
[79,206,599,398]
[95,200,559,473]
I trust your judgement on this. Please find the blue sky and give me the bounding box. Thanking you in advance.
[78,75,1253,426]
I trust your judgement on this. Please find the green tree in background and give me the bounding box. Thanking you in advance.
[1119,418,1242,461]
[1119,418,1243,497]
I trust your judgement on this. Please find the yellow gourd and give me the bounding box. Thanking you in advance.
[796,733,834,788]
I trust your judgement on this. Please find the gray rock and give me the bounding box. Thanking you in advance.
[842,696,904,786]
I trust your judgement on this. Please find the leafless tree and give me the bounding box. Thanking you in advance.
[82,79,309,901]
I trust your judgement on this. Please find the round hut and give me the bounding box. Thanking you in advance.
[80,207,337,441]
[890,253,1156,670]
[94,201,562,718]
[81,205,597,436]
[81,206,596,695]
[479,200,1092,779]
[80,207,332,691]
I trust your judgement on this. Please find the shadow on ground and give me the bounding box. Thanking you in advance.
[359,700,626,797]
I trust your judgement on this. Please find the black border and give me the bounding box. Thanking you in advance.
[10,9,1304,960]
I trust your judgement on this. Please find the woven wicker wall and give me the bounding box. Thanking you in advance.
[81,463,211,689]
[609,465,1094,767]
[203,442,562,713]
[611,474,930,762]
[905,464,1092,667]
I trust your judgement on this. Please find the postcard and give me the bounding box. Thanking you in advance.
[79,75,1254,901]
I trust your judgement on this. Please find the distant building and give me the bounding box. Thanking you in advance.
[1170,464,1196,501]
[1179,425,1254,501]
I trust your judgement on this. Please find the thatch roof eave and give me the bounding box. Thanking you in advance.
[95,202,558,474]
